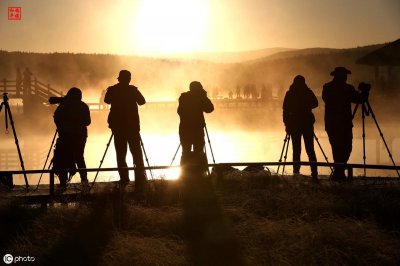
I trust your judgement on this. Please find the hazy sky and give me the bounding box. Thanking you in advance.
[0,0,399,55]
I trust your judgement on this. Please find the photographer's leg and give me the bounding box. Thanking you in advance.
[291,131,301,174]
[343,129,353,163]
[74,136,88,183]
[128,131,146,193]
[179,128,193,166]
[193,130,207,173]
[328,130,346,179]
[114,132,129,184]
[304,127,318,178]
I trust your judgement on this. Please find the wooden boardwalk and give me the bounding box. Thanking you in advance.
[1,161,400,205]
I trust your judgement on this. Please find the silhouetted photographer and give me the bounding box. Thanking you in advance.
[323,67,368,181]
[52,87,91,189]
[283,75,318,179]
[178,81,214,170]
[104,70,147,192]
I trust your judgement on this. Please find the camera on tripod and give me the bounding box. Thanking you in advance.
[48,96,64,105]
[358,82,371,94]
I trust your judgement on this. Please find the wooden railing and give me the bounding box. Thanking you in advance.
[0,77,63,102]
[0,148,49,171]
[1,161,400,197]
[1,75,283,110]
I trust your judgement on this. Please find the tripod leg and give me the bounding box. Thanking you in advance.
[204,125,216,164]
[139,135,154,180]
[362,105,367,176]
[366,102,400,177]
[35,130,58,191]
[5,104,29,190]
[282,135,290,175]
[170,143,181,166]
[313,133,333,173]
[89,133,113,192]
[277,134,289,173]
[204,143,211,176]
[352,103,360,119]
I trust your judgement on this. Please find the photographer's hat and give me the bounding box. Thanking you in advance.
[330,67,351,76]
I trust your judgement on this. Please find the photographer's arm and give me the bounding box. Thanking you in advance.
[136,89,146,105]
[104,88,112,104]
[53,105,63,128]
[203,96,214,113]
[83,104,91,126]
[308,89,318,109]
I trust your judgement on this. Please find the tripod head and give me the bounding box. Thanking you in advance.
[358,82,371,102]
[0,93,9,112]
[3,92,9,101]
[358,82,371,94]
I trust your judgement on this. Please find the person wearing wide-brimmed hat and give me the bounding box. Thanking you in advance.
[322,67,367,180]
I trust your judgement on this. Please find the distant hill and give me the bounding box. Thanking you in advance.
[164,47,295,63]
[0,41,396,101]
[222,43,393,96]
[251,44,385,62]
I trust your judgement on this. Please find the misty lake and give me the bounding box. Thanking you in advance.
[2,120,400,186]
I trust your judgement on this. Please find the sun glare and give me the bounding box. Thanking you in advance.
[132,0,209,55]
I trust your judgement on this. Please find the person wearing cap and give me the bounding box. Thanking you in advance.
[283,75,318,179]
[104,70,147,192]
[323,67,367,180]
[177,81,214,169]
[53,87,91,189]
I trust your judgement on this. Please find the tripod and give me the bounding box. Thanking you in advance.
[34,130,58,191]
[139,134,154,180]
[277,132,331,175]
[170,125,216,173]
[352,99,399,177]
[90,132,154,191]
[0,93,29,190]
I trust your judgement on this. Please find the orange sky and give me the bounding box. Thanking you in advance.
[0,0,399,55]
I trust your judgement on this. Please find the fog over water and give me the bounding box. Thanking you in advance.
[2,100,400,186]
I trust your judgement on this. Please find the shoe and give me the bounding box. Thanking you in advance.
[81,180,90,192]
[311,172,318,178]
[119,178,130,187]
[56,184,67,194]
[330,174,346,183]
[311,172,319,183]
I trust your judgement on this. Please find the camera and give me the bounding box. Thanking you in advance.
[48,96,64,104]
[358,82,371,94]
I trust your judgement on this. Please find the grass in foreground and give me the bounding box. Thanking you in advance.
[1,176,400,265]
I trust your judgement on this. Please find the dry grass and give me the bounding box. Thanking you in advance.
[1,176,400,265]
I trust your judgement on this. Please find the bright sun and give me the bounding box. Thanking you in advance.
[132,0,209,55]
